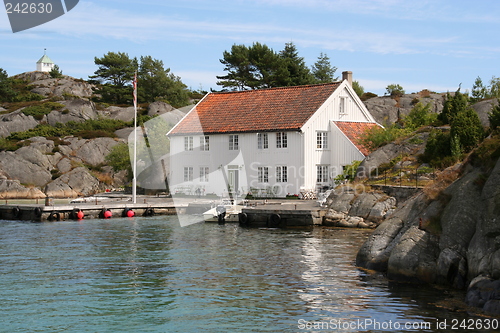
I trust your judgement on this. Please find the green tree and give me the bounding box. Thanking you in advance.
[276,42,315,87]
[49,64,63,78]
[352,81,365,97]
[0,68,17,102]
[106,143,132,179]
[247,42,282,89]
[403,102,437,130]
[385,84,405,97]
[311,52,337,83]
[489,103,500,130]
[438,89,469,125]
[138,56,190,107]
[489,76,500,99]
[471,76,487,102]
[89,52,138,104]
[217,44,255,90]
[450,106,484,152]
[423,130,451,164]
[217,42,337,90]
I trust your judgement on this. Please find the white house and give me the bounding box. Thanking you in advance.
[36,51,55,72]
[167,72,380,199]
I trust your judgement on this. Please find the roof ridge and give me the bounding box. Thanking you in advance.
[212,81,342,95]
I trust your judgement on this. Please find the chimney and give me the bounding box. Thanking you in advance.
[342,71,353,86]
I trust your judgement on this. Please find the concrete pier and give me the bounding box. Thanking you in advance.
[237,201,326,228]
[0,202,181,222]
[0,195,327,227]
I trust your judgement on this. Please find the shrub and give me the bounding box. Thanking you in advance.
[358,124,409,150]
[403,102,437,130]
[470,133,500,169]
[7,117,127,141]
[360,92,377,101]
[105,143,131,175]
[21,102,65,120]
[421,129,452,167]
[76,130,116,139]
[334,160,362,185]
[450,106,485,152]
[386,84,405,97]
[489,103,500,131]
[0,138,21,151]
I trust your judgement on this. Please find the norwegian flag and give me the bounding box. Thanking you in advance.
[133,72,137,107]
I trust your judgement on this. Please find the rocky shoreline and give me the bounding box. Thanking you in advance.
[351,156,500,316]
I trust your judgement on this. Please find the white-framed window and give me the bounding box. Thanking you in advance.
[317,165,329,183]
[317,132,328,149]
[184,167,194,182]
[276,132,288,148]
[200,136,210,151]
[258,167,269,183]
[339,97,347,115]
[276,166,288,183]
[200,167,209,182]
[257,133,269,149]
[184,136,194,151]
[229,135,239,150]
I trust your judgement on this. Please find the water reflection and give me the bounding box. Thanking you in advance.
[0,217,492,332]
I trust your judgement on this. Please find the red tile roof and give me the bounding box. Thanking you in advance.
[169,83,342,135]
[333,121,381,156]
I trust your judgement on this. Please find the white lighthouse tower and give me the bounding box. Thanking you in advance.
[36,49,55,72]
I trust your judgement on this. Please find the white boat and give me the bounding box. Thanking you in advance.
[203,200,246,223]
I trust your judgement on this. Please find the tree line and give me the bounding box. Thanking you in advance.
[216,42,337,90]
[89,52,191,108]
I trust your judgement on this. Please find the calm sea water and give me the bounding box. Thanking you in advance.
[0,216,496,332]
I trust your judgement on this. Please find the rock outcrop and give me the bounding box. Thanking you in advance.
[364,93,446,125]
[0,110,40,138]
[324,187,396,229]
[363,93,496,128]
[45,167,103,198]
[15,72,94,98]
[0,179,45,199]
[0,73,190,199]
[356,157,500,315]
[0,136,123,198]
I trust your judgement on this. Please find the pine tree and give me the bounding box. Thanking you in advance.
[277,42,315,87]
[471,76,487,102]
[0,68,16,102]
[311,53,337,83]
[138,56,189,107]
[49,65,63,78]
[89,52,138,104]
[450,106,484,152]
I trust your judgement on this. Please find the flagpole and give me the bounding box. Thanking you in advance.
[132,71,138,204]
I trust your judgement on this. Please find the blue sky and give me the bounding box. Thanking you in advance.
[1,0,499,95]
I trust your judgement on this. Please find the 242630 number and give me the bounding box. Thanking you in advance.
[5,2,53,14]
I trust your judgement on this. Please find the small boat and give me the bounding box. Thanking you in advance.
[203,200,246,223]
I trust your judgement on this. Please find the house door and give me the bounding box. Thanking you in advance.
[228,169,239,194]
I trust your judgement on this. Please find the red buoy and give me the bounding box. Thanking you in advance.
[77,210,84,220]
[103,210,112,219]
[126,209,135,218]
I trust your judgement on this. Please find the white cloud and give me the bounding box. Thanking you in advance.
[34,1,463,58]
